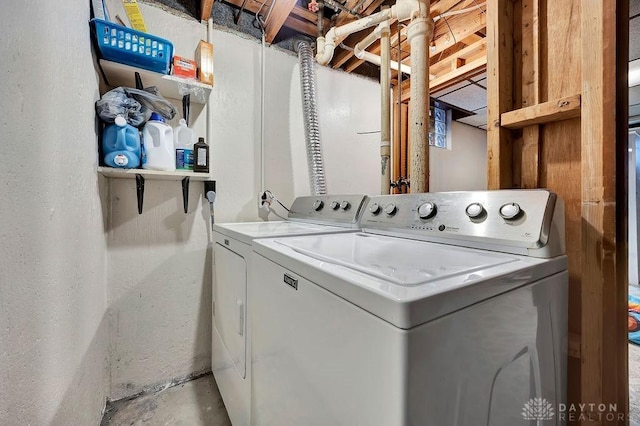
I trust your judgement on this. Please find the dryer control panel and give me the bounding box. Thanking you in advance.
[288,194,368,228]
[362,190,565,258]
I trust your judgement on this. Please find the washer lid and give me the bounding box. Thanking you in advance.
[253,233,567,328]
[213,221,354,245]
[278,232,518,286]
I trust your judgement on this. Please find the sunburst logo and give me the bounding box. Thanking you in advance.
[522,398,555,421]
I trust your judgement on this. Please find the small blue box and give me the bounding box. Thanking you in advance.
[90,19,173,74]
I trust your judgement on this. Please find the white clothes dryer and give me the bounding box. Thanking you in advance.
[211,194,368,426]
[250,190,567,426]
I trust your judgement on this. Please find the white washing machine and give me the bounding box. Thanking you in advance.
[211,194,368,426]
[250,190,568,426]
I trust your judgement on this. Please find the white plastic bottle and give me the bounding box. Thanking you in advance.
[174,118,195,170]
[142,113,175,171]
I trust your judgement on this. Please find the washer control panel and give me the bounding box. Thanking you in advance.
[288,194,368,227]
[361,190,563,256]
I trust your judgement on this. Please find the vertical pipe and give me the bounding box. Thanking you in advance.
[317,1,324,37]
[380,13,391,195]
[406,0,433,193]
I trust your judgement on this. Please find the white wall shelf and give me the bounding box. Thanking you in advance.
[99,60,212,103]
[98,167,213,214]
[97,166,212,181]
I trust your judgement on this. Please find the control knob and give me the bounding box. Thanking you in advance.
[417,202,436,219]
[465,203,485,219]
[330,201,340,210]
[340,201,351,211]
[312,200,324,211]
[370,203,382,215]
[499,203,522,220]
[384,203,397,216]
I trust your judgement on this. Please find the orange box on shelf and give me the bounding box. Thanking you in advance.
[195,40,214,85]
[172,56,197,79]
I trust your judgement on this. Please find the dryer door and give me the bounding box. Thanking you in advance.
[213,243,247,378]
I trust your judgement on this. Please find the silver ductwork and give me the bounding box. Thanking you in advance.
[298,41,327,196]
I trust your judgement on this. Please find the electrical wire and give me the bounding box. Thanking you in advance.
[262,190,291,212]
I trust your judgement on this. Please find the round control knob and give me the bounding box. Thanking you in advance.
[417,202,437,219]
[370,203,381,215]
[384,203,397,216]
[499,203,522,220]
[340,201,351,211]
[465,203,485,219]
[312,200,324,211]
[330,201,340,210]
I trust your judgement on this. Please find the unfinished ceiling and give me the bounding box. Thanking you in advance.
[149,0,488,127]
[209,0,486,87]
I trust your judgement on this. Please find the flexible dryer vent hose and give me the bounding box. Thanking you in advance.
[297,41,327,196]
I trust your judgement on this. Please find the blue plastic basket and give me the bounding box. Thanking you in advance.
[90,19,173,74]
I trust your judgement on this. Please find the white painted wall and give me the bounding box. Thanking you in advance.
[104,3,381,399]
[213,30,382,221]
[0,2,108,424]
[102,1,213,400]
[429,121,488,192]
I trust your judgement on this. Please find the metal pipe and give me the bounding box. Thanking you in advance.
[298,41,328,195]
[324,0,362,17]
[406,0,433,193]
[317,0,324,37]
[380,14,391,194]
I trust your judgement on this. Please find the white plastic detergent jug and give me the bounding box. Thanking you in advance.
[174,118,194,170]
[142,113,175,171]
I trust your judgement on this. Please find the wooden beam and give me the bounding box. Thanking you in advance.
[568,332,581,359]
[221,0,327,37]
[519,0,540,188]
[393,102,401,192]
[500,94,581,129]
[428,37,486,76]
[281,15,320,36]
[264,0,298,43]
[400,56,486,102]
[201,0,214,20]
[580,0,627,420]
[486,0,513,189]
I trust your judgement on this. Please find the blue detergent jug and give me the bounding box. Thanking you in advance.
[103,116,141,168]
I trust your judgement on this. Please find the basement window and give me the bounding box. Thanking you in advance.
[429,105,447,149]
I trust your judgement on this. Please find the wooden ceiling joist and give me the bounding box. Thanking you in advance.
[201,0,214,21]
[264,0,299,43]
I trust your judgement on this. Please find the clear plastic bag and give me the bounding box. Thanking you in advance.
[123,87,177,121]
[96,86,177,127]
[95,87,150,127]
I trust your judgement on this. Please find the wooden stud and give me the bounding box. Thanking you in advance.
[500,94,581,129]
[580,0,627,419]
[401,103,409,191]
[393,102,401,193]
[486,0,513,189]
[519,0,540,188]
[201,0,214,21]
[538,0,582,406]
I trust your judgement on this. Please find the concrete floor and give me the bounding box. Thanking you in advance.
[101,374,231,426]
[99,312,640,425]
[631,344,640,425]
